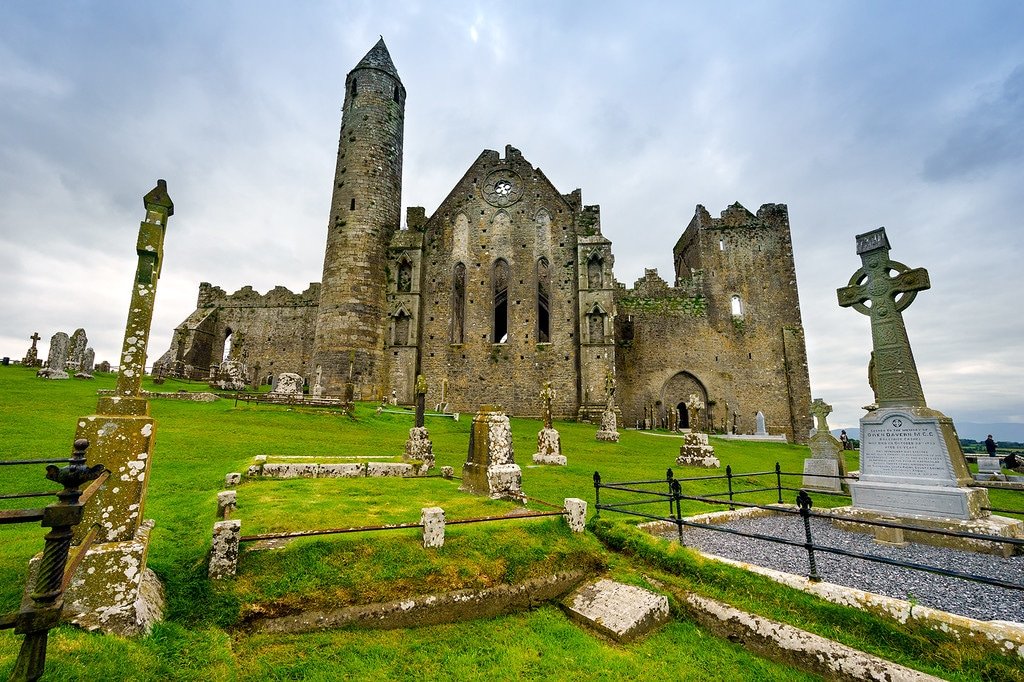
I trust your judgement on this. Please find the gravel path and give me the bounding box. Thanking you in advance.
[660,515,1024,623]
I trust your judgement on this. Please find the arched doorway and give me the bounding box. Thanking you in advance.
[661,371,708,431]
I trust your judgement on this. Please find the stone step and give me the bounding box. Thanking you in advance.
[561,578,669,642]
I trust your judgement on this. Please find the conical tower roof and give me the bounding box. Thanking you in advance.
[352,37,400,80]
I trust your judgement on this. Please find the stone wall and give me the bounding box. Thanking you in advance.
[406,146,589,418]
[616,203,812,443]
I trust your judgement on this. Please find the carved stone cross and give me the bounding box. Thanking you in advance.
[837,227,930,408]
[540,381,554,429]
[810,398,833,433]
[685,393,704,432]
[604,370,616,410]
[29,332,41,346]
[414,374,428,428]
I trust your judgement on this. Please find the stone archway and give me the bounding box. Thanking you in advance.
[661,371,708,431]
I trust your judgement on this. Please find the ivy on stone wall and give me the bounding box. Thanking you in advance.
[618,296,707,316]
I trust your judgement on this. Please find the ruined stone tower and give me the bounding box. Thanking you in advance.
[311,38,406,397]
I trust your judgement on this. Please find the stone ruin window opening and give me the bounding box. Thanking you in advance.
[493,258,509,343]
[731,295,743,317]
[587,306,606,343]
[265,374,273,386]
[397,259,413,292]
[719,238,725,251]
[350,78,357,98]
[677,402,688,428]
[393,83,401,103]
[587,255,603,289]
[223,328,234,361]
[451,262,466,344]
[537,257,551,343]
[350,198,356,211]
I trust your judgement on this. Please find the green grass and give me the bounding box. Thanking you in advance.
[1,365,1021,680]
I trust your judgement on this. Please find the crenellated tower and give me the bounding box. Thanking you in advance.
[312,38,406,398]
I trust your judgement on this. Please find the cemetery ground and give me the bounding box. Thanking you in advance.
[0,367,1021,680]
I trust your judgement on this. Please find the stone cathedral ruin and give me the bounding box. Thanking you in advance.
[156,39,813,442]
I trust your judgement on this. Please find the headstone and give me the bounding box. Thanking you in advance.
[562,579,669,642]
[534,381,565,465]
[61,180,174,635]
[68,328,88,370]
[37,332,70,379]
[564,498,587,533]
[595,371,620,442]
[269,372,304,396]
[975,457,1006,482]
[22,332,41,367]
[836,227,1005,527]
[97,360,111,373]
[460,406,523,501]
[209,520,241,579]
[81,347,95,374]
[755,411,767,436]
[217,490,237,519]
[211,360,247,391]
[804,398,847,490]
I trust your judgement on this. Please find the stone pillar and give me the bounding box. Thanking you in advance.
[225,472,241,487]
[564,498,587,533]
[62,180,174,636]
[217,490,237,519]
[421,507,445,548]
[209,520,241,579]
[460,406,523,501]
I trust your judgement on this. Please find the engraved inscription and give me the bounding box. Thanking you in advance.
[860,415,950,479]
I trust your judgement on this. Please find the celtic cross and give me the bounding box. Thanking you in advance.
[810,398,832,433]
[837,228,929,408]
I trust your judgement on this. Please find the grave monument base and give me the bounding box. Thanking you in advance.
[829,506,1024,558]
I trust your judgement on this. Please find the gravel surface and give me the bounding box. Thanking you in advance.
[660,515,1024,623]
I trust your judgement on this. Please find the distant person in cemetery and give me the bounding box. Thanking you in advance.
[840,430,851,450]
[985,435,997,456]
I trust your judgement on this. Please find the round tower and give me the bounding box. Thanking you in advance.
[312,38,406,398]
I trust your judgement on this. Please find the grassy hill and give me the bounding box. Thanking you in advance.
[0,366,1019,681]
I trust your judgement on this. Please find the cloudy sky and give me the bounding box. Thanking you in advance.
[1,1,1022,431]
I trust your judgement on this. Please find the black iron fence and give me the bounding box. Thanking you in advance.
[0,439,107,681]
[593,466,1024,592]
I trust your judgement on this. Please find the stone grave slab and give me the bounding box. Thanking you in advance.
[562,578,669,642]
[802,458,841,492]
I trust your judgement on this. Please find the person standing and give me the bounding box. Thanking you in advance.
[840,430,851,450]
[985,434,997,457]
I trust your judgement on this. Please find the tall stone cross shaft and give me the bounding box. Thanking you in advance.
[836,227,930,408]
[102,180,174,416]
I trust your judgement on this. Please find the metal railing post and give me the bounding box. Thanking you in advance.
[671,479,685,546]
[726,464,734,511]
[666,468,675,519]
[775,462,783,504]
[796,490,821,583]
[593,471,601,518]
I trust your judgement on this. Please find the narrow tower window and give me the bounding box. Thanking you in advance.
[350,198,356,211]
[587,255,603,289]
[350,79,357,97]
[731,295,743,317]
[537,258,550,343]
[719,239,725,251]
[393,85,401,103]
[493,259,509,343]
[223,328,233,361]
[451,263,466,344]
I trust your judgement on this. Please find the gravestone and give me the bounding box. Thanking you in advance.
[460,405,522,500]
[97,360,111,373]
[37,332,70,379]
[755,411,767,436]
[268,372,303,396]
[835,228,1019,543]
[404,375,435,469]
[211,360,247,391]
[975,457,1005,482]
[533,381,565,465]
[61,180,174,635]
[802,398,847,492]
[595,371,620,442]
[81,348,95,374]
[68,328,88,370]
[22,332,41,367]
[676,394,719,468]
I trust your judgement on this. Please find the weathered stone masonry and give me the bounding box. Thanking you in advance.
[156,39,812,443]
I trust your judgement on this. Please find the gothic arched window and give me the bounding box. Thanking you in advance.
[537,258,550,343]
[493,259,509,343]
[451,263,466,344]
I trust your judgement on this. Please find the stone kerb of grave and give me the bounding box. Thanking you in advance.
[37,331,70,379]
[461,406,523,501]
[268,372,304,396]
[832,227,1023,550]
[246,455,432,479]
